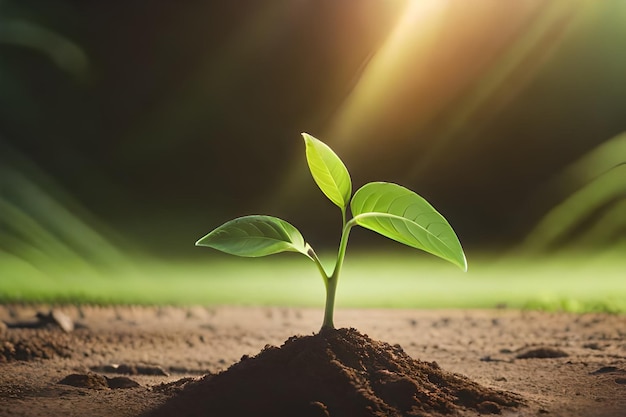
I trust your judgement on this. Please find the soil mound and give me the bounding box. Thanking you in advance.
[147,328,521,417]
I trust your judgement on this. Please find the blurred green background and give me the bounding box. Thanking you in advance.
[1,1,625,310]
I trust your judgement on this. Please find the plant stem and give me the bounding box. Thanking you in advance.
[320,219,355,331]
[321,273,338,330]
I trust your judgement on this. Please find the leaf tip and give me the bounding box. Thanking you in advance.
[195,234,210,247]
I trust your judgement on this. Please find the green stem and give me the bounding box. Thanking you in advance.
[320,218,355,331]
[321,273,338,330]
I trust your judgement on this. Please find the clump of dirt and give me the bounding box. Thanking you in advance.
[58,373,109,390]
[58,373,141,390]
[147,328,522,417]
[0,330,72,362]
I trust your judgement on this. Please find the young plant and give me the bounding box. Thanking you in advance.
[196,133,467,330]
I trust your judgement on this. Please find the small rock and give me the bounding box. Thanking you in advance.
[0,321,7,335]
[50,309,74,332]
[33,310,74,332]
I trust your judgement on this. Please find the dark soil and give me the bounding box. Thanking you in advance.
[148,328,521,417]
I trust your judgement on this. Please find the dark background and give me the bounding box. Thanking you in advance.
[1,0,625,263]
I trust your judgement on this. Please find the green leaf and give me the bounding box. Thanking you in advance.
[195,215,312,259]
[351,182,467,271]
[302,133,352,211]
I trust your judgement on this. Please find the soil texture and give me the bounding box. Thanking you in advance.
[1,305,625,417]
[148,328,520,417]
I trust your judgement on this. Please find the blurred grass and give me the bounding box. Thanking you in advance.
[1,249,625,313]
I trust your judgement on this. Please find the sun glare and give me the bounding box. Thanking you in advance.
[329,0,450,145]
[327,0,595,161]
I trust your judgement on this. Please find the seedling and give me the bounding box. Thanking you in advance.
[196,133,467,330]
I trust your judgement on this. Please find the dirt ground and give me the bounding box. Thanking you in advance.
[1,305,625,416]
